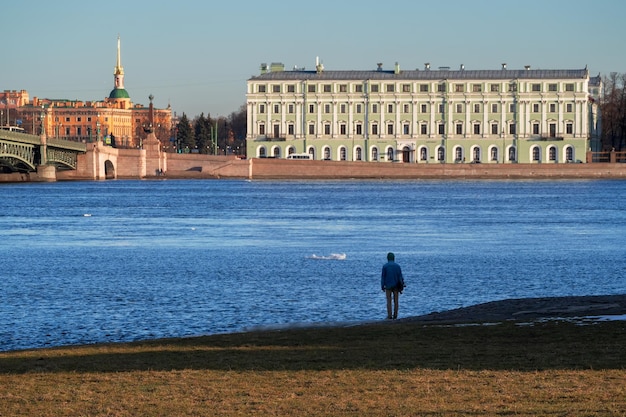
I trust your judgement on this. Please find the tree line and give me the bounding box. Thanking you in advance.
[600,73,626,151]
[175,104,246,155]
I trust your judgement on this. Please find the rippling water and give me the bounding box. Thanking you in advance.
[1,179,625,351]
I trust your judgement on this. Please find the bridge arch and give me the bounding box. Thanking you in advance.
[105,160,115,179]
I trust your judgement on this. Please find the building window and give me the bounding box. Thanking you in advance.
[65,117,71,122]
[566,103,573,112]
[340,104,346,114]
[259,124,265,135]
[438,104,445,113]
[402,84,411,92]
[473,104,481,113]
[324,104,331,113]
[356,104,362,113]
[566,122,573,134]
[308,84,316,93]
[455,147,463,162]
[509,123,517,135]
[324,124,331,135]
[287,85,295,93]
[549,123,557,137]
[371,84,379,93]
[356,124,362,135]
[339,84,347,93]
[533,123,540,135]
[509,83,517,92]
[420,124,427,135]
[548,84,558,92]
[456,123,463,135]
[437,147,445,161]
[473,123,481,135]
[272,85,280,93]
[309,104,315,113]
[403,104,410,113]
[77,117,82,122]
[438,123,445,135]
[491,103,498,113]
[472,84,482,92]
[473,147,481,162]
[490,84,500,92]
[323,84,331,93]
[531,83,541,92]
[566,147,573,161]
[491,123,498,135]
[386,84,395,92]
[420,84,429,92]
[340,124,346,135]
[437,83,446,92]
[509,103,516,113]
[420,147,427,161]
[288,124,294,135]
[324,147,331,160]
[387,124,394,135]
[259,104,265,114]
[273,104,279,113]
[308,124,315,135]
[372,124,379,135]
[455,84,464,92]
[387,104,394,113]
[340,147,346,160]
[355,84,363,93]
[288,104,294,113]
[356,147,362,161]
[372,104,378,113]
[456,104,463,113]
[509,147,516,162]
[403,124,410,135]
[491,147,498,161]
[421,104,428,113]
[565,83,575,92]
[387,147,394,161]
[549,147,556,161]
[372,147,378,161]
[533,103,540,113]
[549,103,556,112]
[258,85,266,93]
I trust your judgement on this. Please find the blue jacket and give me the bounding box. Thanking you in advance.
[381,261,404,291]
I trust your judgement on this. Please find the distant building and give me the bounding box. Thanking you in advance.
[246,61,601,163]
[1,37,171,148]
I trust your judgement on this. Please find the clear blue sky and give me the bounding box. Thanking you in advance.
[3,0,625,118]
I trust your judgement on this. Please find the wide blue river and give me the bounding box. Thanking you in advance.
[1,179,625,351]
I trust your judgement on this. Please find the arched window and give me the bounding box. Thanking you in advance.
[420,147,427,161]
[339,147,347,161]
[508,147,516,162]
[372,147,379,161]
[548,146,557,161]
[273,147,281,158]
[565,146,573,162]
[287,146,296,156]
[532,146,541,162]
[308,147,316,160]
[437,147,445,162]
[491,147,498,161]
[473,147,481,162]
[259,147,266,158]
[355,147,362,161]
[323,147,331,160]
[455,147,463,162]
[387,147,394,161]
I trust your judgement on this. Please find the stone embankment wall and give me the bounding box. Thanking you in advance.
[248,158,626,180]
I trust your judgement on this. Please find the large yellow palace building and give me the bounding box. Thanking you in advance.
[0,37,171,148]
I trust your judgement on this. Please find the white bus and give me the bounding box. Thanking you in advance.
[287,153,312,160]
[0,126,25,133]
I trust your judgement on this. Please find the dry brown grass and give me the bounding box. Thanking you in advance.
[1,319,625,416]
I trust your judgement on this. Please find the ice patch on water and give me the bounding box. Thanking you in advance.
[307,253,347,260]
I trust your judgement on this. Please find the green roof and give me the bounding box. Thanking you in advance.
[109,88,130,99]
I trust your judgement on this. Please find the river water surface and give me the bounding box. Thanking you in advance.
[1,179,625,351]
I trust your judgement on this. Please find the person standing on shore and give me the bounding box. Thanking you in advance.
[381,252,404,319]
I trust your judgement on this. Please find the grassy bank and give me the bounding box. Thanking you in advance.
[1,319,625,416]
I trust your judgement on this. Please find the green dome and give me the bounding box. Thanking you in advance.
[109,88,130,99]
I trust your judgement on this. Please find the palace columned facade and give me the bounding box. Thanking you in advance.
[246,62,601,164]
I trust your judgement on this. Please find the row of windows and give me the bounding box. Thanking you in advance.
[258,120,574,137]
[260,144,575,163]
[256,82,577,94]
[258,101,578,115]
